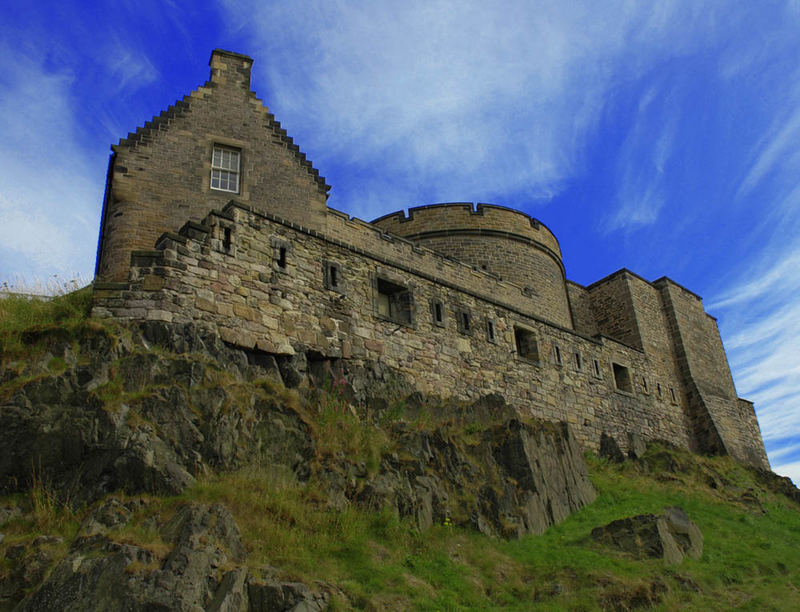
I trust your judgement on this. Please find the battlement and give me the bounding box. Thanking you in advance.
[373,202,561,259]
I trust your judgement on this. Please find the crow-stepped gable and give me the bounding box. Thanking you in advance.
[93,49,769,470]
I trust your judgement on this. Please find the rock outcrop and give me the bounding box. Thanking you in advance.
[0,321,596,538]
[0,320,600,608]
[591,506,704,565]
[11,499,328,611]
[0,322,315,504]
[334,416,596,538]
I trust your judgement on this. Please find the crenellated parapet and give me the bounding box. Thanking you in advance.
[372,203,572,328]
[372,203,561,258]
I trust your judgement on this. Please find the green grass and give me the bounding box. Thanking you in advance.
[143,445,798,610]
[2,431,798,610]
[0,286,94,360]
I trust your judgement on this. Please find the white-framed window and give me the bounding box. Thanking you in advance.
[211,146,240,193]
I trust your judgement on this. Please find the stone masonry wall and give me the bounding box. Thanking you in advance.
[372,203,562,257]
[587,271,643,351]
[91,49,769,471]
[404,234,571,328]
[656,280,769,467]
[96,50,329,281]
[371,204,572,328]
[93,201,698,457]
[625,273,684,402]
[566,282,598,337]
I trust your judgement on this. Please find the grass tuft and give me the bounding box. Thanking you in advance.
[0,285,93,358]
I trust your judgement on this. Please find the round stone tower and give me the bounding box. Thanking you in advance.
[371,203,573,328]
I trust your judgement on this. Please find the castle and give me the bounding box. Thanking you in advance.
[92,49,769,469]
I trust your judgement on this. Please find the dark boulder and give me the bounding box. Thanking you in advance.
[592,506,703,564]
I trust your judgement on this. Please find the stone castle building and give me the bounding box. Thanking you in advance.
[92,49,769,469]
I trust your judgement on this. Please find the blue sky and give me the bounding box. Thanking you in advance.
[1,1,799,483]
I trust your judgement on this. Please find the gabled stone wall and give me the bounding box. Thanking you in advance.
[95,49,329,282]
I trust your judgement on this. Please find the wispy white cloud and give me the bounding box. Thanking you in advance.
[604,84,678,233]
[101,35,159,94]
[0,44,104,282]
[223,0,722,218]
[768,439,800,463]
[709,249,800,311]
[737,102,800,199]
[711,242,800,466]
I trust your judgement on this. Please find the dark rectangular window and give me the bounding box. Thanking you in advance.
[657,383,662,398]
[486,319,496,342]
[456,309,471,334]
[554,345,562,365]
[222,227,232,252]
[376,278,413,325]
[670,387,677,403]
[642,376,649,393]
[271,238,289,272]
[613,363,632,393]
[430,300,445,327]
[575,352,582,371]
[514,326,539,362]
[323,261,343,292]
[593,359,601,377]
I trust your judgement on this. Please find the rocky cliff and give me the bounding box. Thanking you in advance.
[0,317,597,610]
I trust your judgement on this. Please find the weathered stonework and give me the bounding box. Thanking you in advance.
[92,49,769,470]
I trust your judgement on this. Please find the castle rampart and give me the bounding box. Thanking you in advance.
[94,201,698,456]
[372,203,572,328]
[91,49,770,470]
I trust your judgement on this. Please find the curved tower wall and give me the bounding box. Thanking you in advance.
[372,203,573,328]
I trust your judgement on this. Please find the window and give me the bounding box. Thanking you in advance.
[641,376,649,393]
[554,344,563,365]
[376,278,413,325]
[670,386,677,403]
[456,309,472,334]
[430,300,445,327]
[271,237,289,272]
[593,359,601,378]
[211,146,240,193]
[575,352,583,371]
[323,261,343,292]
[514,326,539,362]
[657,383,662,398]
[215,225,233,254]
[486,319,496,343]
[612,362,632,393]
[222,227,232,252]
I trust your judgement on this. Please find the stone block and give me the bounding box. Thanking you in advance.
[196,297,216,313]
[232,303,255,321]
[141,275,165,291]
[364,339,385,354]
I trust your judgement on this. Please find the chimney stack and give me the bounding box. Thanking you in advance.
[209,49,253,90]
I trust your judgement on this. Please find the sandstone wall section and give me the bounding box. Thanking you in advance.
[95,201,705,458]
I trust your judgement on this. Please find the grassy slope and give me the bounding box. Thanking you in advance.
[1,291,799,610]
[175,449,800,611]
